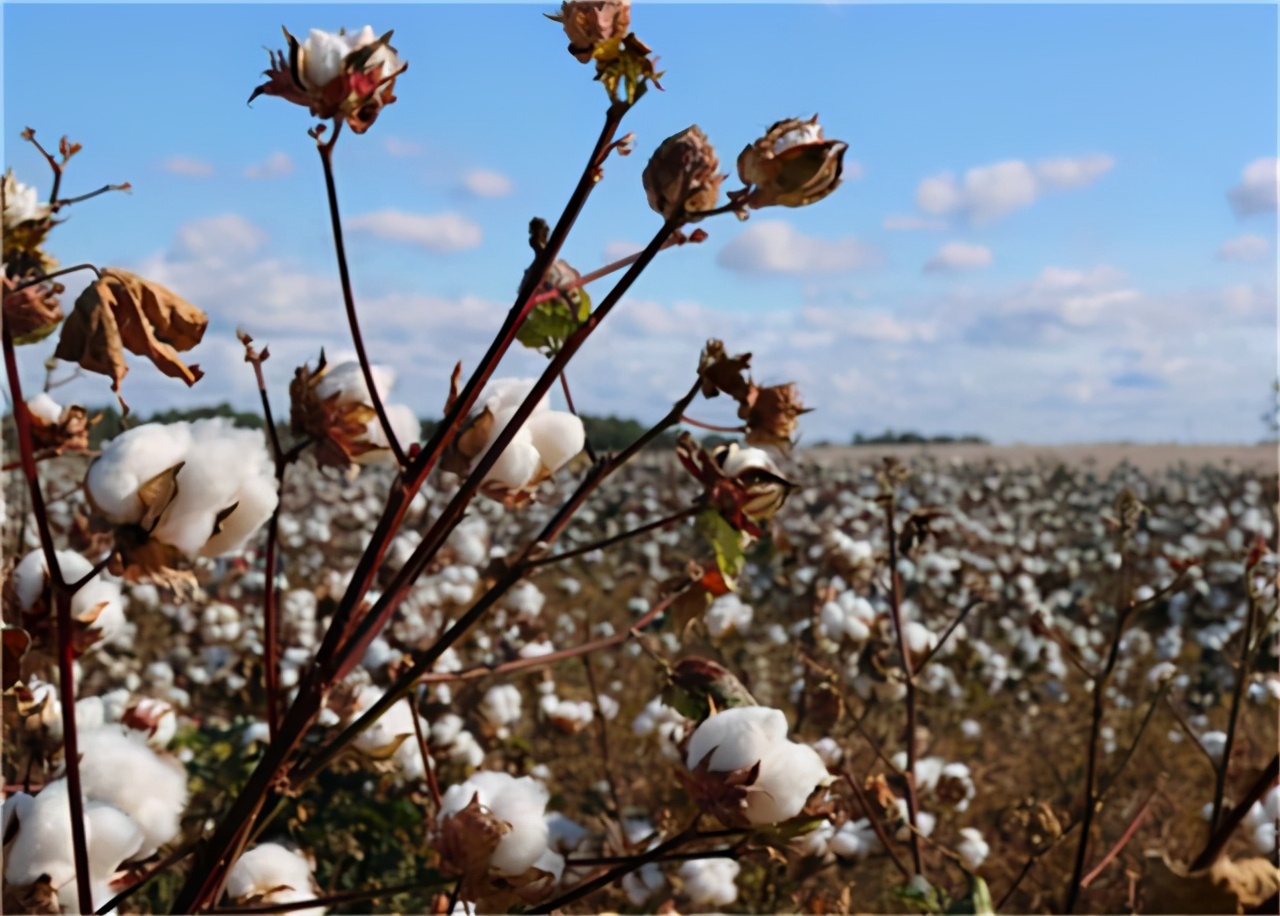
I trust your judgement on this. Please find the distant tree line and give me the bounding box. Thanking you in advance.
[850,429,990,446]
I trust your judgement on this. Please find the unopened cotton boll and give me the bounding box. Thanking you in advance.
[439,770,550,876]
[679,857,741,908]
[686,706,832,825]
[957,827,990,871]
[69,725,189,858]
[225,843,323,916]
[87,419,278,558]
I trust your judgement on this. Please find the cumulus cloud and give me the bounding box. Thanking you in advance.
[1217,234,1270,262]
[883,214,947,231]
[924,242,993,273]
[915,154,1114,224]
[461,169,513,198]
[173,214,269,261]
[1227,157,1278,217]
[346,210,483,252]
[717,221,881,275]
[160,156,214,178]
[244,152,294,179]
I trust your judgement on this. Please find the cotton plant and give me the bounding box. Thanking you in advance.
[683,706,832,826]
[85,419,278,589]
[224,843,323,916]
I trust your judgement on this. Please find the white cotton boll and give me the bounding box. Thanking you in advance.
[829,818,882,861]
[904,621,937,658]
[506,581,545,622]
[623,862,666,906]
[27,392,63,424]
[367,402,420,457]
[957,828,990,871]
[314,360,395,405]
[679,858,740,908]
[519,640,555,659]
[481,684,523,731]
[349,686,415,757]
[810,737,844,767]
[532,847,566,883]
[794,818,837,861]
[718,444,779,478]
[85,423,195,523]
[479,414,542,490]
[686,707,831,825]
[705,593,753,639]
[70,725,189,858]
[960,719,983,739]
[1200,730,1228,765]
[597,694,620,720]
[819,596,873,645]
[439,771,550,876]
[4,781,144,903]
[477,377,549,416]
[13,551,125,639]
[526,410,585,475]
[225,843,321,916]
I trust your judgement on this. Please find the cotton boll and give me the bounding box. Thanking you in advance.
[314,359,395,405]
[13,551,125,636]
[477,377,549,416]
[622,862,665,906]
[1200,730,1228,765]
[705,593,753,639]
[526,410,585,474]
[367,402,420,458]
[810,737,844,767]
[225,843,322,916]
[85,423,195,522]
[69,726,189,858]
[686,706,831,825]
[679,857,740,908]
[26,392,63,424]
[481,684,523,733]
[828,818,882,861]
[957,828,990,871]
[480,415,542,489]
[439,771,550,876]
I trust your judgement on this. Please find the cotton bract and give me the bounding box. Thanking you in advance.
[439,770,550,876]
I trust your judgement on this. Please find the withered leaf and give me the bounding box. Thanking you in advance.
[2,627,31,692]
[1141,852,1280,914]
[55,268,207,407]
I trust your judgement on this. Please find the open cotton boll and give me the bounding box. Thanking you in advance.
[439,770,550,876]
[686,706,832,825]
[70,725,189,858]
[526,411,585,475]
[705,593,753,638]
[372,403,420,452]
[679,858,740,908]
[1200,730,1228,765]
[84,423,194,522]
[27,392,63,424]
[479,414,542,489]
[225,843,322,916]
[13,549,126,640]
[4,780,144,906]
[481,684,523,732]
[957,828,990,871]
[829,818,883,860]
[477,377,549,416]
[313,360,397,406]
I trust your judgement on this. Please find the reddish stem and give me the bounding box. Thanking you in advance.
[2,321,93,914]
[680,415,745,435]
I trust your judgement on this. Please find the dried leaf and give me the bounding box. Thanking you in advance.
[1141,852,1280,914]
[136,462,184,532]
[56,269,207,405]
[2,627,31,692]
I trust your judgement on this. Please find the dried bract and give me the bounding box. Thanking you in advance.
[2,277,64,346]
[740,382,811,451]
[643,126,723,220]
[548,0,631,63]
[736,114,848,209]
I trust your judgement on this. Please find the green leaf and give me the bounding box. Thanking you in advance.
[515,288,591,356]
[946,874,994,915]
[695,508,746,588]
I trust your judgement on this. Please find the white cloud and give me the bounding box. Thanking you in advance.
[346,210,483,252]
[603,240,643,262]
[461,169,513,198]
[160,156,214,178]
[1059,289,1139,327]
[883,214,947,231]
[1227,157,1278,217]
[924,241,993,273]
[717,220,881,275]
[244,152,294,180]
[1035,154,1115,190]
[915,154,1113,224]
[1217,234,1271,262]
[173,214,268,261]
[383,137,423,157]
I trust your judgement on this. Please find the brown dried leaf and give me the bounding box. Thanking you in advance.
[55,268,207,402]
[1141,852,1280,914]
[2,627,31,692]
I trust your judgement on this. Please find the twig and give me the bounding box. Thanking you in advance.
[209,876,449,914]
[95,841,198,914]
[526,505,698,568]
[916,598,984,670]
[7,262,102,294]
[680,415,745,435]
[841,769,912,879]
[2,321,93,914]
[558,370,597,463]
[879,477,924,878]
[53,183,131,210]
[582,651,625,818]
[1208,571,1262,836]
[525,231,699,309]
[407,693,442,813]
[316,121,409,468]
[1080,786,1158,889]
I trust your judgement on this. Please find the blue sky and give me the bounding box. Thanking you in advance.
[4,3,1277,443]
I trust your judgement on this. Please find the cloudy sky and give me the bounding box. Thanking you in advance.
[4,3,1277,444]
